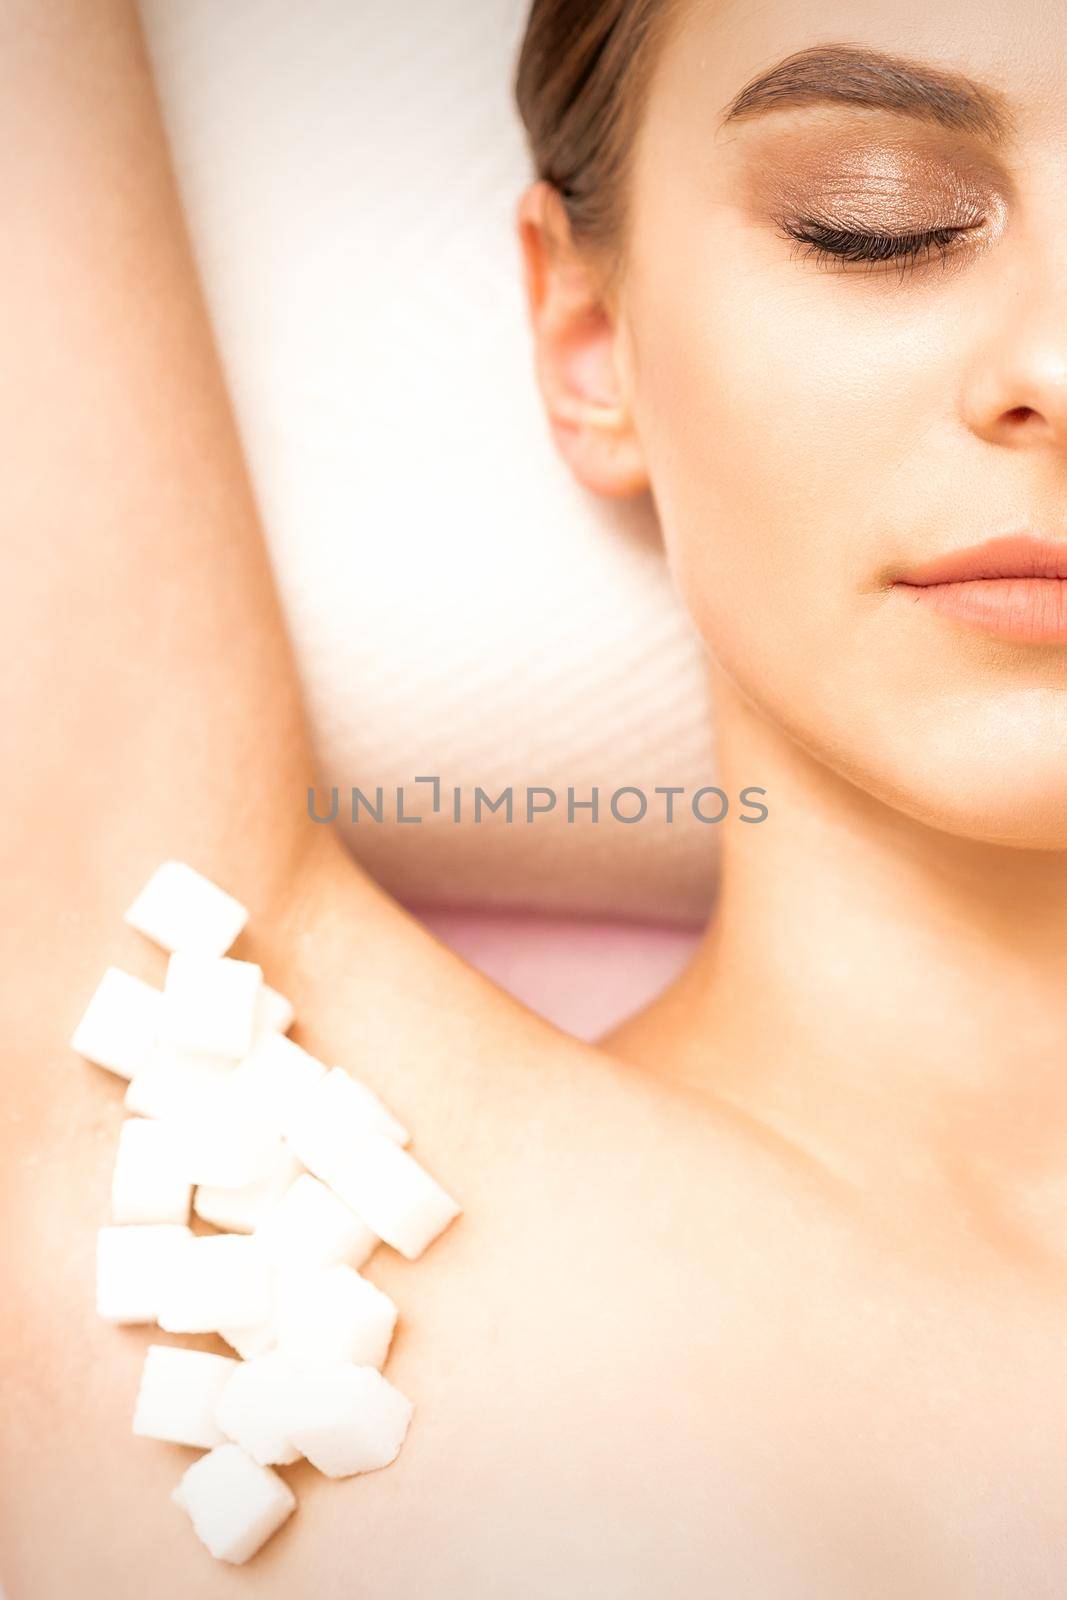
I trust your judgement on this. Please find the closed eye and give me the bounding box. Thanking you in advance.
[780,217,981,274]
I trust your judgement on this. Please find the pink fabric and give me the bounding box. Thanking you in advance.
[410,905,703,1042]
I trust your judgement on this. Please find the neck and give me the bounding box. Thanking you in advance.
[614,664,1067,1262]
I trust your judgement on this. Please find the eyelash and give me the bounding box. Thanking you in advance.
[781,218,974,275]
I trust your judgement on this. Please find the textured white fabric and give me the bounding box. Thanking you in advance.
[140,0,719,923]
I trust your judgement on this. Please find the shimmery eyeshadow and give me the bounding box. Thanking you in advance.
[735,119,1008,237]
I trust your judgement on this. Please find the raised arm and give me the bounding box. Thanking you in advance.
[0,2,616,1589]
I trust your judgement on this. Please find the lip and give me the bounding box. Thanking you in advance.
[892,534,1067,643]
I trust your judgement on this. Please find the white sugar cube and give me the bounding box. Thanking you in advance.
[172,1444,295,1565]
[160,953,263,1059]
[125,1044,235,1122]
[284,1070,411,1195]
[214,1352,303,1466]
[323,1069,410,1147]
[71,967,161,1080]
[169,1115,282,1189]
[124,861,248,958]
[218,1320,278,1361]
[111,1117,192,1225]
[96,1224,192,1324]
[252,1174,378,1272]
[254,984,295,1042]
[314,1130,461,1261]
[286,1366,413,1479]
[194,1145,302,1234]
[157,1235,275,1334]
[226,1034,326,1138]
[133,1345,238,1448]
[275,1264,397,1370]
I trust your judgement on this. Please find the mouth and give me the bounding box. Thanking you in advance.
[891,533,1067,643]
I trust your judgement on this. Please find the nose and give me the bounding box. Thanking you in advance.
[961,268,1067,452]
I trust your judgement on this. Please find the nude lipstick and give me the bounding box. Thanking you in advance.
[892,534,1067,643]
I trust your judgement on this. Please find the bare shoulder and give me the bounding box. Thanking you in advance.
[255,1037,865,1598]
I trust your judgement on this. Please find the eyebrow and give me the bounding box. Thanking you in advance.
[722,45,1011,142]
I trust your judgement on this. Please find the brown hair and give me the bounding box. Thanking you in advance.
[513,0,681,277]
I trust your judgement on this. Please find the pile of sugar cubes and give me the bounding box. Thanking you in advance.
[72,861,462,1565]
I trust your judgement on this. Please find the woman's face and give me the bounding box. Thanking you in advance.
[617,0,1067,845]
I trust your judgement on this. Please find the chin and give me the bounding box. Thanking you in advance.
[859,742,1067,852]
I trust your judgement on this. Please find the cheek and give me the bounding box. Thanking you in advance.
[632,246,956,657]
[627,233,969,733]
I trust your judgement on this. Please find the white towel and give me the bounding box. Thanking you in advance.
[140,0,719,922]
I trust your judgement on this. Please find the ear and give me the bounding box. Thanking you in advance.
[516,179,649,499]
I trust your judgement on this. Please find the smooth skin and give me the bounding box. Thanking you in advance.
[4,0,1067,1595]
